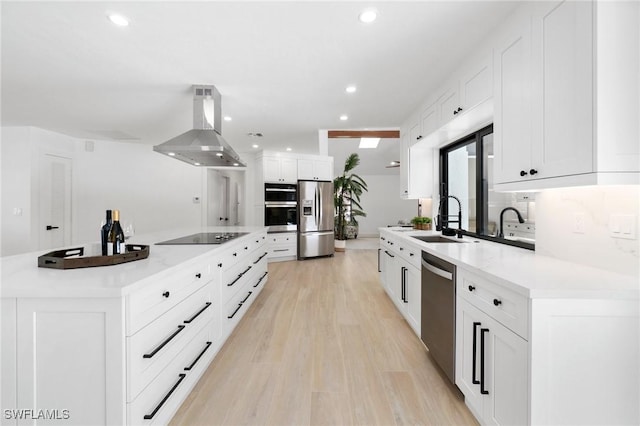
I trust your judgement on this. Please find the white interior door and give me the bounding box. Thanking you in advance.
[207,170,231,226]
[39,154,72,250]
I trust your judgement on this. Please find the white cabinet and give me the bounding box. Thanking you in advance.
[459,55,493,114]
[437,87,461,126]
[267,231,297,262]
[400,113,436,200]
[297,158,333,181]
[494,0,640,190]
[403,262,421,335]
[263,156,297,183]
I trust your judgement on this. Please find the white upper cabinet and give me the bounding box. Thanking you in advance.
[297,158,333,181]
[400,128,410,198]
[437,87,461,126]
[494,0,640,190]
[460,55,493,114]
[263,156,297,183]
[420,103,439,141]
[400,114,435,199]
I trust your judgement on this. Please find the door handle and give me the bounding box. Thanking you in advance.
[46,225,59,230]
[472,322,481,385]
[480,328,489,395]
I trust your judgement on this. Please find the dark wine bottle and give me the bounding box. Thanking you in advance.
[107,210,126,255]
[101,210,113,256]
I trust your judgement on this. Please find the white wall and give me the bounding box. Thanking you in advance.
[535,186,640,277]
[357,174,418,237]
[1,126,206,256]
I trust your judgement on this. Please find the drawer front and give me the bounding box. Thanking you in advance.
[270,233,296,245]
[128,283,215,400]
[397,241,420,269]
[457,269,529,339]
[269,244,296,258]
[128,322,215,426]
[221,257,256,303]
[223,282,256,337]
[127,259,210,335]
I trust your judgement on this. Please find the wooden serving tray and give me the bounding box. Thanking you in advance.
[38,244,149,269]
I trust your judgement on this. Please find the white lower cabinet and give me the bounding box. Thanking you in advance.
[457,297,528,426]
[267,232,297,262]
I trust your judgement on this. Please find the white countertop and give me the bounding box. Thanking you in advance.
[0,227,268,299]
[381,227,640,299]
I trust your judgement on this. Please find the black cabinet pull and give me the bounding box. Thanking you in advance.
[399,247,404,251]
[253,252,268,264]
[240,265,252,276]
[385,250,394,258]
[453,110,458,115]
[240,291,253,304]
[457,107,463,112]
[227,273,243,287]
[184,342,212,371]
[381,237,386,241]
[400,266,405,302]
[529,169,538,175]
[195,273,202,279]
[389,242,394,245]
[218,263,223,268]
[480,328,489,395]
[143,325,185,359]
[162,291,170,298]
[468,285,476,292]
[403,267,408,303]
[255,240,259,243]
[228,303,243,319]
[416,135,423,140]
[253,271,268,288]
[143,374,186,420]
[409,253,414,257]
[472,322,481,385]
[377,249,381,273]
[244,246,248,250]
[46,225,60,230]
[493,298,502,306]
[519,170,528,177]
[233,252,237,257]
[184,302,212,324]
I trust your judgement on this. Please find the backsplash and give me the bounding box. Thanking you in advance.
[535,186,640,277]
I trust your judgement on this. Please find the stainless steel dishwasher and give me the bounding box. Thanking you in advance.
[421,251,456,384]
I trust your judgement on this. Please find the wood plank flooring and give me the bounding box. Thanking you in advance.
[170,249,478,426]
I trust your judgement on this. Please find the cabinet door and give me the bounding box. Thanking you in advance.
[460,55,493,112]
[493,12,533,184]
[280,158,298,183]
[437,87,460,125]
[263,157,282,182]
[531,0,594,179]
[313,159,333,180]
[297,159,314,180]
[483,317,528,426]
[420,103,438,140]
[16,298,125,426]
[404,264,421,336]
[383,250,399,303]
[400,131,410,198]
[455,298,486,418]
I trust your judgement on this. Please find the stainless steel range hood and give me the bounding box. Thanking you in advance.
[153,85,246,167]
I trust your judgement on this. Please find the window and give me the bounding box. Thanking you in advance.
[439,124,535,248]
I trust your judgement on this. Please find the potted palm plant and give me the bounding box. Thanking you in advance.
[334,153,368,252]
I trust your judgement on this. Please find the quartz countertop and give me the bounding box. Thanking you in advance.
[381,227,639,299]
[0,226,268,299]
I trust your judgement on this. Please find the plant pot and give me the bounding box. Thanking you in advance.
[414,223,432,230]
[335,239,346,252]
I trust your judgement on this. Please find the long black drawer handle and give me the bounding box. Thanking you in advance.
[143,325,185,359]
[228,303,243,319]
[227,273,243,287]
[240,265,252,276]
[480,328,489,395]
[385,250,395,258]
[472,322,481,385]
[143,373,186,420]
[403,267,408,303]
[253,271,268,288]
[253,252,268,264]
[184,302,212,324]
[184,341,212,371]
[240,291,253,304]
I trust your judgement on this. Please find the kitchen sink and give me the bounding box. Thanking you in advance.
[411,235,464,243]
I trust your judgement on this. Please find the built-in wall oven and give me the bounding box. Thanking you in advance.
[265,183,297,232]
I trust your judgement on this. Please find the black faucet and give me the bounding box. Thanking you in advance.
[436,195,463,238]
[498,207,525,238]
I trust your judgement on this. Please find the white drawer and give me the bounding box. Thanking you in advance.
[127,283,214,400]
[128,322,215,426]
[127,259,210,335]
[223,284,255,336]
[396,241,420,269]
[269,244,296,258]
[221,256,255,303]
[457,269,529,340]
[269,232,296,245]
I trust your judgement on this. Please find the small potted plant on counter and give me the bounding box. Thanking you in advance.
[411,216,432,230]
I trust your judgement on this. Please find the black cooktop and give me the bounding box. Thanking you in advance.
[156,232,249,245]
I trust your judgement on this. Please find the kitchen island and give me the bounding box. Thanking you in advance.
[379,227,639,426]
[1,226,268,426]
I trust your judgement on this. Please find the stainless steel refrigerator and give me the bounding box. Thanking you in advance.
[297,180,335,259]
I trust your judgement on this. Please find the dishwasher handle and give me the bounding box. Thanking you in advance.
[422,259,453,281]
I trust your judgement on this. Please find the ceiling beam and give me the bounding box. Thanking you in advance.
[328,130,400,139]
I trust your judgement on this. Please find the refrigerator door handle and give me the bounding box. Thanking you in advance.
[301,231,334,236]
[316,186,320,228]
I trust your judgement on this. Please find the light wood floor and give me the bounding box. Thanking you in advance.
[170,249,478,426]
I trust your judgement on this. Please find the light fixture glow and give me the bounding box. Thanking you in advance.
[358,9,378,23]
[108,14,129,27]
[194,162,201,166]
[223,116,232,121]
[168,152,175,156]
[339,115,349,121]
[252,144,259,149]
[346,85,357,93]
[215,153,223,157]
[359,137,380,149]
[233,163,239,166]
[286,147,292,152]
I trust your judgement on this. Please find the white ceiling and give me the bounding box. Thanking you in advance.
[1,1,518,175]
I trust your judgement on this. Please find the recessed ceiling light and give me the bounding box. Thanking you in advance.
[359,137,380,149]
[340,115,349,121]
[168,152,175,156]
[194,162,201,166]
[223,116,232,122]
[233,163,239,166]
[252,144,259,149]
[215,153,223,157]
[358,9,378,24]
[286,147,292,152]
[346,85,357,94]
[108,14,129,27]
